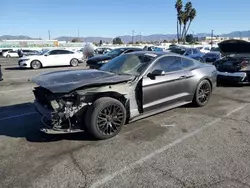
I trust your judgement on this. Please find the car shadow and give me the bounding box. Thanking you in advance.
[216,82,248,87]
[0,102,96,143]
[5,67,29,70]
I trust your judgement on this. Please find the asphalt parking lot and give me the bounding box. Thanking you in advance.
[1,57,250,188]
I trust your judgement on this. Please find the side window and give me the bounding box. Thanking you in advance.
[124,50,134,53]
[60,50,74,54]
[185,49,192,55]
[48,50,59,55]
[152,56,182,72]
[204,47,210,50]
[193,49,199,54]
[182,58,195,68]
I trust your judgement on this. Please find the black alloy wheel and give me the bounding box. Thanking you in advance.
[193,80,211,107]
[85,97,126,140]
[97,105,124,135]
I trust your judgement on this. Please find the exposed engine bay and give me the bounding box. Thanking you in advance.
[33,87,91,133]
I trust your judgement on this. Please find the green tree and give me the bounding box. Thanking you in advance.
[113,37,123,44]
[175,0,183,44]
[175,1,197,44]
[71,38,80,42]
[186,34,194,43]
[163,40,168,43]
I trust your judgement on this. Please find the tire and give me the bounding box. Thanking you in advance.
[85,97,126,140]
[6,55,10,58]
[192,79,212,107]
[31,60,42,69]
[70,58,79,67]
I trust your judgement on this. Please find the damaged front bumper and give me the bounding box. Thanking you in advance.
[34,99,86,134]
[217,71,248,84]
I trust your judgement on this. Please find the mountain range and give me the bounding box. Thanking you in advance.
[1,30,250,43]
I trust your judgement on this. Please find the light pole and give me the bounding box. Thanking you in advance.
[211,30,214,48]
[132,30,135,44]
[48,30,51,40]
[78,29,80,41]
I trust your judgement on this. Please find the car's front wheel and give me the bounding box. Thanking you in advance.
[6,55,11,58]
[192,79,212,107]
[85,97,126,140]
[31,60,42,69]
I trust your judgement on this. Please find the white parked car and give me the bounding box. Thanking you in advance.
[18,49,83,69]
[3,50,19,58]
[196,46,211,54]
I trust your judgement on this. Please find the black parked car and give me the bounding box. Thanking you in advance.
[0,64,3,81]
[214,39,250,84]
[203,52,221,63]
[86,47,143,69]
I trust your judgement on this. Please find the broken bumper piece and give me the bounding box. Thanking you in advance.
[34,100,84,134]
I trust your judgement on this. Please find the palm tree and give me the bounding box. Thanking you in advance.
[175,0,183,43]
[181,1,193,43]
[185,8,197,39]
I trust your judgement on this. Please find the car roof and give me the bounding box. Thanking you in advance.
[114,47,142,50]
[123,51,189,58]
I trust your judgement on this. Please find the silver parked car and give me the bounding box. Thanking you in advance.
[33,51,217,140]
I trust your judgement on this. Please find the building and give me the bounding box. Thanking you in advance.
[199,36,250,43]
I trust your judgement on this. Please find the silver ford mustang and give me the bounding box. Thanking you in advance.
[32,51,217,140]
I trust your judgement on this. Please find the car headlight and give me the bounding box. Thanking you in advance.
[102,60,108,63]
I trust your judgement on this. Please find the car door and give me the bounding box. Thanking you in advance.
[45,50,68,66]
[43,50,59,66]
[180,57,197,100]
[57,50,75,65]
[142,56,189,112]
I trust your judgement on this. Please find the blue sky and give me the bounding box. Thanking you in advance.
[1,0,250,39]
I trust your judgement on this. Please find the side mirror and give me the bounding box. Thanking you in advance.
[148,69,165,78]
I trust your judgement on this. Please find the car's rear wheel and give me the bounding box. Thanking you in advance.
[85,97,126,140]
[70,58,79,67]
[31,60,42,69]
[6,55,10,58]
[192,79,211,107]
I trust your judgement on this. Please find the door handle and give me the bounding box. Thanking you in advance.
[178,75,186,80]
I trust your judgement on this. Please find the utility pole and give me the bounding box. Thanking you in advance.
[132,30,135,44]
[211,30,214,48]
[48,30,51,40]
[78,29,80,41]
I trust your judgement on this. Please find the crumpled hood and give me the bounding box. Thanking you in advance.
[32,69,135,93]
[218,39,250,54]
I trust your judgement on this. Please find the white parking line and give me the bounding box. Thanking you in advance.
[4,77,31,80]
[89,104,247,188]
[0,112,38,121]
[0,88,33,93]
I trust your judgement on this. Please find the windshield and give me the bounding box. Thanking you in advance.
[170,48,186,55]
[100,54,155,75]
[39,49,49,55]
[105,49,124,57]
[204,53,219,58]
